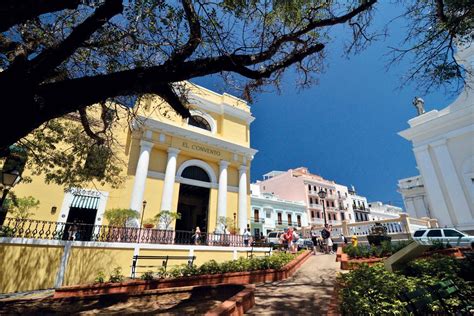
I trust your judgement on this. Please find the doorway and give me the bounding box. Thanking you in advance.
[63,207,97,241]
[175,184,210,233]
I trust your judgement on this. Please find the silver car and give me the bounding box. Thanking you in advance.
[412,228,474,248]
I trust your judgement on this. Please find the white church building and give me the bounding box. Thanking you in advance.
[398,44,474,233]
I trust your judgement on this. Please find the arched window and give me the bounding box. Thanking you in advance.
[188,115,211,131]
[181,166,210,182]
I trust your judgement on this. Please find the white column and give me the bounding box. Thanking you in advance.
[217,160,229,232]
[431,139,471,225]
[129,140,153,226]
[238,165,248,234]
[413,145,451,227]
[160,148,180,212]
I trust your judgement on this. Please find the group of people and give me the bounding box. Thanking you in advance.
[310,224,347,255]
[279,227,300,254]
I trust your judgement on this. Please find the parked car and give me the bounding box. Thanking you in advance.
[412,228,474,248]
[296,238,314,250]
[266,231,285,247]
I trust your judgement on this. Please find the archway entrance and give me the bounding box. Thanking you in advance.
[175,166,210,233]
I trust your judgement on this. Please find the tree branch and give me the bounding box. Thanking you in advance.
[167,0,202,63]
[24,0,123,84]
[0,0,81,32]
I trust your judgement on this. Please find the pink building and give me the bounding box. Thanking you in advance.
[256,167,355,226]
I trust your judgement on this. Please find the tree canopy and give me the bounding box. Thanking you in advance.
[390,0,473,92]
[0,0,378,187]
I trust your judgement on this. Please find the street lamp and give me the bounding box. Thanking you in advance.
[0,170,21,226]
[317,189,327,226]
[139,200,147,228]
[233,212,237,234]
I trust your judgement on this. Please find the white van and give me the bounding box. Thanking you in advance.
[412,228,474,248]
[266,231,285,246]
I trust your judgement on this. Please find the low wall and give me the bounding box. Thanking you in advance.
[54,251,312,298]
[0,238,270,294]
[0,283,256,315]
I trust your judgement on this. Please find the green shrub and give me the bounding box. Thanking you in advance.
[109,267,124,283]
[198,260,221,275]
[339,256,474,315]
[0,226,15,237]
[339,264,413,315]
[140,271,154,281]
[343,240,413,259]
[94,271,106,283]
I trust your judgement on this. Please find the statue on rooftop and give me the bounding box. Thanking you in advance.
[412,97,426,116]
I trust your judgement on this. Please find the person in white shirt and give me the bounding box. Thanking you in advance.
[243,228,252,247]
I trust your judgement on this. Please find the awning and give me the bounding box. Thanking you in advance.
[70,195,100,209]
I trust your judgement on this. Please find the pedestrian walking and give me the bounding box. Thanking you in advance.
[321,224,331,254]
[243,228,252,247]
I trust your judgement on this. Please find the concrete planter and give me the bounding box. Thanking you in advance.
[340,253,385,270]
[422,247,468,258]
[54,251,311,298]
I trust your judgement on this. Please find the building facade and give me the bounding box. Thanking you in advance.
[249,184,307,237]
[367,201,403,221]
[397,175,432,219]
[256,167,360,226]
[9,83,257,234]
[349,186,370,222]
[398,45,474,233]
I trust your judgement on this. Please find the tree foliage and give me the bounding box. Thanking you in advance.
[390,0,474,92]
[0,0,377,152]
[5,195,40,220]
[104,208,139,226]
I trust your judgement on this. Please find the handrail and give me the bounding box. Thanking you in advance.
[0,217,246,247]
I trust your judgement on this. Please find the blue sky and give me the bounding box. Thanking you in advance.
[194,2,457,207]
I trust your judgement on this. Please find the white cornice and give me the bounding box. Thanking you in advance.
[141,116,258,158]
[399,104,473,143]
[188,91,255,124]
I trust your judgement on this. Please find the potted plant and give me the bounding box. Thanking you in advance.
[104,208,140,227]
[154,210,181,230]
[142,218,155,229]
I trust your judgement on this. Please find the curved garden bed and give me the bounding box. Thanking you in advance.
[54,251,311,298]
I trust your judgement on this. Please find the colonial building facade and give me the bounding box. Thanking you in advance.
[10,83,257,234]
[398,45,474,233]
[255,167,363,226]
[249,184,307,237]
[367,201,403,221]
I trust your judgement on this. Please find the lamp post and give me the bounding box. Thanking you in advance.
[0,170,21,226]
[233,212,236,234]
[139,200,147,228]
[318,189,328,226]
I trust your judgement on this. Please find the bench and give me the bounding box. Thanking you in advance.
[131,255,196,279]
[247,242,272,259]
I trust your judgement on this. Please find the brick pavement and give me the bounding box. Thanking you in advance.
[247,254,340,315]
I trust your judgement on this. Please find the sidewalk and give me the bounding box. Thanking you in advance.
[247,254,340,315]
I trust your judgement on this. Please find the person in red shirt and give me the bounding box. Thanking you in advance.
[284,227,294,253]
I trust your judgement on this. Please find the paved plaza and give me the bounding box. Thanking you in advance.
[248,254,340,315]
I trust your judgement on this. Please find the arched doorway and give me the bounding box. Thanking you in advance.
[175,165,211,233]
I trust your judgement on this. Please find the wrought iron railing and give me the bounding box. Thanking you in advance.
[0,218,245,247]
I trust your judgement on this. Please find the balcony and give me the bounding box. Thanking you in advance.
[310,218,325,225]
[250,217,265,224]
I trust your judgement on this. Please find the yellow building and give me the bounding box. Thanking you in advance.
[10,83,257,235]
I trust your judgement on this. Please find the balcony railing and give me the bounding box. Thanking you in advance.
[250,217,265,223]
[0,218,246,247]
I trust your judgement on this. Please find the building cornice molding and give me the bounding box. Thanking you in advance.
[139,116,258,158]
[188,90,255,124]
[399,105,473,143]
